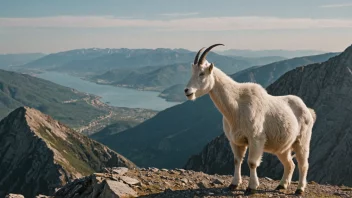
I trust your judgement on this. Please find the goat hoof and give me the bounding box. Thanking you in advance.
[228,184,238,191]
[244,188,257,195]
[295,189,304,195]
[275,185,286,190]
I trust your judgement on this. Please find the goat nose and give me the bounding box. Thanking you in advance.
[184,88,189,93]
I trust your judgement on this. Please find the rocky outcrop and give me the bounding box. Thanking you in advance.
[9,168,352,197]
[185,44,352,186]
[0,107,136,198]
[54,167,138,198]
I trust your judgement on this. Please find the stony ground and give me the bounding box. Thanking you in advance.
[7,167,352,198]
[125,168,352,198]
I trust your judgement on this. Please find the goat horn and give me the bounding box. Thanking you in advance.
[198,44,224,65]
[194,47,205,65]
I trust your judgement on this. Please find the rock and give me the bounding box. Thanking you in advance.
[112,167,129,175]
[176,168,186,172]
[5,194,24,198]
[181,178,188,184]
[149,167,159,172]
[168,170,178,174]
[119,176,141,185]
[55,173,138,198]
[102,180,137,198]
[161,169,168,172]
[265,177,273,181]
[212,178,224,185]
[36,195,53,198]
[197,181,209,189]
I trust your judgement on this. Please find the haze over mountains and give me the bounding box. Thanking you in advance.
[20,48,287,76]
[217,49,327,58]
[91,50,338,168]
[0,53,45,69]
[12,47,289,103]
[185,44,352,187]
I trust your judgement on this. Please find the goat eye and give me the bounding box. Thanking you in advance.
[199,73,205,77]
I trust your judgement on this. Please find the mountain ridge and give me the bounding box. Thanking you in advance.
[0,106,136,198]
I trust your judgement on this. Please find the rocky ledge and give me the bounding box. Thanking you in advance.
[9,167,352,198]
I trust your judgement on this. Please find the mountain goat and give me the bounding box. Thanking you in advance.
[184,44,316,195]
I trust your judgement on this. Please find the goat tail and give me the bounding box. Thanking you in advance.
[308,108,317,123]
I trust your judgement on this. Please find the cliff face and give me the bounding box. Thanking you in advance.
[0,107,136,198]
[185,44,352,186]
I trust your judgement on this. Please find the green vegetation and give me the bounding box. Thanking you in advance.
[37,124,95,175]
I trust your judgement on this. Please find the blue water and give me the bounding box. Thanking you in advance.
[36,72,181,111]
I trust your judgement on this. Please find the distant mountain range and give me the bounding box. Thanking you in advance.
[0,53,45,69]
[0,107,135,198]
[20,48,197,76]
[185,44,352,187]
[232,52,340,87]
[217,49,328,58]
[91,51,338,168]
[15,48,286,97]
[86,51,286,98]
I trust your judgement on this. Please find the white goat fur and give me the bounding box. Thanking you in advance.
[185,51,316,194]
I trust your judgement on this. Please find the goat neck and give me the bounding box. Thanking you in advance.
[208,67,240,122]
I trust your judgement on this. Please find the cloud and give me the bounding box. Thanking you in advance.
[158,12,199,17]
[1,15,352,31]
[320,3,352,8]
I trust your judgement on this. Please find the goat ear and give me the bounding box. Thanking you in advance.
[208,63,214,73]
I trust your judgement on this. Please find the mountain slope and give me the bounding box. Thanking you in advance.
[0,69,106,128]
[185,44,352,186]
[158,84,186,102]
[89,63,190,91]
[0,107,136,198]
[233,52,339,87]
[93,52,338,169]
[0,53,45,69]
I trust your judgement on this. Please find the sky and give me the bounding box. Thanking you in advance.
[1,0,352,53]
